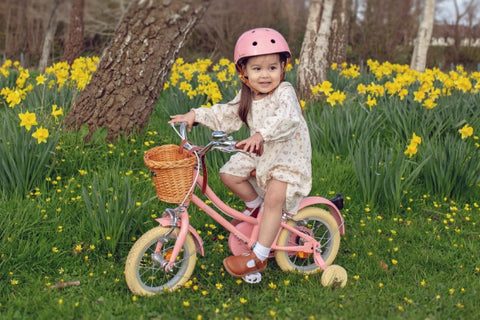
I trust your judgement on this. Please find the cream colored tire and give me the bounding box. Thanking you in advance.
[275,206,341,274]
[125,226,196,295]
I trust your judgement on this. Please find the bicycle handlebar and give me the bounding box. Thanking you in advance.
[170,122,247,156]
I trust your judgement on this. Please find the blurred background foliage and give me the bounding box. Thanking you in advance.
[0,0,479,70]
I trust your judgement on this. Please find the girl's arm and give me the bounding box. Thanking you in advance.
[169,93,242,133]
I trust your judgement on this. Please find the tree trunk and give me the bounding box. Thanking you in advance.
[297,0,335,99]
[65,0,211,142]
[5,0,28,61]
[328,0,351,65]
[61,0,85,64]
[410,0,436,72]
[38,0,65,72]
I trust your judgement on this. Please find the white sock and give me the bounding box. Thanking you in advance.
[244,196,263,216]
[252,242,270,262]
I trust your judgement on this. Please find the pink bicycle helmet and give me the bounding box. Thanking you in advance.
[234,28,291,65]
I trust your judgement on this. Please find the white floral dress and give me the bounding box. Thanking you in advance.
[193,82,312,214]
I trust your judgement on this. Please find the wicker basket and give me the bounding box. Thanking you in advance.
[144,144,197,203]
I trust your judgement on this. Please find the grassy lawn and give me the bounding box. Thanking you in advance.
[1,58,479,319]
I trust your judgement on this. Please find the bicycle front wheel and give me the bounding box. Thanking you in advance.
[275,206,340,274]
[125,226,197,295]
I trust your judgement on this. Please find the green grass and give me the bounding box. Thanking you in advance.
[1,103,479,320]
[1,59,480,319]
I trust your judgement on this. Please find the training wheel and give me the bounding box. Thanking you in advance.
[321,265,348,288]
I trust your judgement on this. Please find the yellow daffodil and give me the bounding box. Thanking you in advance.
[404,143,418,158]
[411,133,422,145]
[366,95,377,109]
[326,90,346,106]
[357,83,367,94]
[1,87,22,108]
[18,111,38,131]
[51,104,64,121]
[32,127,49,143]
[458,124,474,139]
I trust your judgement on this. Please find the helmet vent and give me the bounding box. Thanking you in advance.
[252,41,258,46]
[271,39,276,44]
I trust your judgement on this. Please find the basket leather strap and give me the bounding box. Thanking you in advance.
[199,155,207,194]
[180,140,208,195]
[179,139,189,152]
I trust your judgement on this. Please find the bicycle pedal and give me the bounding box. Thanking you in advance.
[243,272,262,284]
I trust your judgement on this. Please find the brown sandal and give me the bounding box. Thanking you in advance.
[223,250,267,277]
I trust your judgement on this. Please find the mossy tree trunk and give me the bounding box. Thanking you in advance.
[66,0,210,141]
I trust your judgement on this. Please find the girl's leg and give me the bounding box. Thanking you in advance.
[220,173,258,202]
[257,179,287,248]
[223,179,287,277]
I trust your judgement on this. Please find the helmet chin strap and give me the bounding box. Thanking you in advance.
[240,73,261,96]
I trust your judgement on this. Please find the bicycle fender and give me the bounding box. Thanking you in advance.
[298,197,345,235]
[155,217,205,256]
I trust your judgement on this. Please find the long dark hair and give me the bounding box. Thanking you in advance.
[236,52,290,128]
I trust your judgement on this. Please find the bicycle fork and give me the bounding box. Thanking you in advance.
[152,208,195,272]
[276,218,329,270]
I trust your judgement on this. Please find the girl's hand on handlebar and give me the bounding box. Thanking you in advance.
[236,132,264,156]
[168,110,196,131]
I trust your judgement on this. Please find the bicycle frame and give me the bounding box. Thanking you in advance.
[154,166,345,272]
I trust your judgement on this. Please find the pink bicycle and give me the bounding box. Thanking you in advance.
[125,123,348,295]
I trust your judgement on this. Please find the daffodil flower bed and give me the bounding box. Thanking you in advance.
[0,56,479,319]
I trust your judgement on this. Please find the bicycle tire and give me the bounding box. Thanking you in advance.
[275,206,340,274]
[125,226,197,295]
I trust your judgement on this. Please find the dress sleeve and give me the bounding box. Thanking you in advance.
[193,93,243,133]
[257,82,302,142]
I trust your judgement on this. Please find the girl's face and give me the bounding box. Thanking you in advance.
[242,54,284,99]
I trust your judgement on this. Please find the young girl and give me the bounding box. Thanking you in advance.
[168,28,312,279]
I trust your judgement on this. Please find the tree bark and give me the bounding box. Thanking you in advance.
[61,0,85,64]
[65,0,211,142]
[410,0,436,72]
[5,0,28,61]
[328,0,351,65]
[38,0,65,72]
[297,0,335,99]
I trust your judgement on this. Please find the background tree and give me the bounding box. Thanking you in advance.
[38,0,66,72]
[411,0,436,71]
[351,0,419,64]
[65,0,211,141]
[61,0,85,64]
[297,0,335,98]
[328,0,352,66]
[182,0,306,62]
[3,0,29,62]
[1,0,479,71]
[450,0,479,60]
[1,0,69,66]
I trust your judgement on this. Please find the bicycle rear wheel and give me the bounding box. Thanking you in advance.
[275,206,340,274]
[125,226,196,295]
